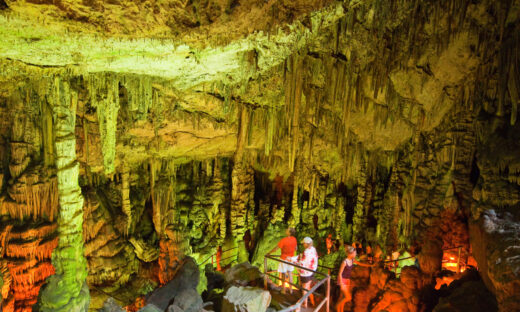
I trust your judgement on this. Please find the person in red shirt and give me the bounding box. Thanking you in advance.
[267,227,297,293]
[326,234,334,254]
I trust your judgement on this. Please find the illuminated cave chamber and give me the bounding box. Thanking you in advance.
[0,0,519,312]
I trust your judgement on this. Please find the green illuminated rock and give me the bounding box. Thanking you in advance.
[38,77,90,312]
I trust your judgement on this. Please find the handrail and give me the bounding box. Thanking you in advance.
[198,246,239,267]
[278,278,329,312]
[319,245,470,279]
[265,254,329,277]
[264,254,330,312]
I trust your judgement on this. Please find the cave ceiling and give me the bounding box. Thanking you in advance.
[2,0,517,181]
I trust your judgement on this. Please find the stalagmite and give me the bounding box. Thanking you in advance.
[39,77,89,312]
[231,104,254,263]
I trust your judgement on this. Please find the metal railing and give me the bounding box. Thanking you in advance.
[264,254,330,312]
[319,246,469,279]
[198,246,239,271]
[382,246,469,276]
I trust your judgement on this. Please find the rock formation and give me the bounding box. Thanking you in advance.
[0,0,518,311]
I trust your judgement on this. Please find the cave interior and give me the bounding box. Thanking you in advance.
[0,0,519,312]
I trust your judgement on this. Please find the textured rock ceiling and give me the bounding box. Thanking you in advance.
[2,0,511,170]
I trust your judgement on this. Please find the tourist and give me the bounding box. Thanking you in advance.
[267,227,297,293]
[396,248,416,275]
[372,244,383,264]
[299,236,318,308]
[336,245,375,312]
[326,234,334,254]
[356,242,364,256]
[366,244,373,264]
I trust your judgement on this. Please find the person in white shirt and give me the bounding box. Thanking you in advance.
[298,237,318,308]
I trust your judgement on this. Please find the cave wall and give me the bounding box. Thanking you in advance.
[0,0,519,311]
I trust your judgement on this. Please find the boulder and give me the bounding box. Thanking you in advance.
[433,280,498,312]
[224,262,263,287]
[469,211,520,312]
[222,286,271,312]
[138,305,163,312]
[100,298,125,312]
[370,266,426,312]
[171,288,203,312]
[145,257,200,311]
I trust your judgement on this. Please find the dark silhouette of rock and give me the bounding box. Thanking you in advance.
[145,257,200,311]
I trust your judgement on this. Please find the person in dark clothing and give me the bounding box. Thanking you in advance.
[336,245,374,312]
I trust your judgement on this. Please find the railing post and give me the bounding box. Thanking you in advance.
[326,276,330,312]
[281,272,286,295]
[457,247,462,273]
[264,257,268,290]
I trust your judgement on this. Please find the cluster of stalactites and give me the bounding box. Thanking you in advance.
[84,73,161,175]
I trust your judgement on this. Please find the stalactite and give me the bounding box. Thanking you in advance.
[151,168,173,237]
[6,238,58,261]
[121,165,132,236]
[264,107,276,156]
[352,160,367,241]
[289,171,300,227]
[86,74,120,175]
[333,191,346,242]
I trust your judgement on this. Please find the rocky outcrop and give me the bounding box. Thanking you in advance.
[224,262,263,288]
[83,188,139,293]
[469,212,520,312]
[222,286,271,312]
[0,87,59,312]
[146,257,199,311]
[433,268,498,312]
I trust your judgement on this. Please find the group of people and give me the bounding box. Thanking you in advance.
[267,227,318,308]
[267,228,375,311]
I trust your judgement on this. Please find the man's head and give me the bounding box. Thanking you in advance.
[286,227,296,237]
[302,236,313,248]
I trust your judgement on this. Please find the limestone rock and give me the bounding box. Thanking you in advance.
[224,262,263,287]
[170,288,203,312]
[138,305,163,312]
[222,286,271,312]
[433,270,498,312]
[417,240,443,276]
[100,297,125,312]
[469,211,520,312]
[146,257,200,311]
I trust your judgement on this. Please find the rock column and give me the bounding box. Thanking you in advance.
[39,77,89,312]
